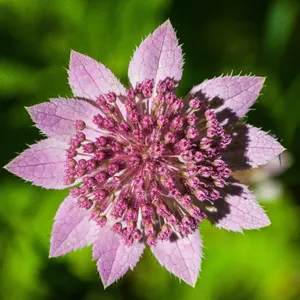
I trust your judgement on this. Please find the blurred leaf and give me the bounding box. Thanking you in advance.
[283,74,300,143]
[0,60,36,96]
[265,0,298,59]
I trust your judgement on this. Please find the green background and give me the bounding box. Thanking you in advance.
[1,0,300,299]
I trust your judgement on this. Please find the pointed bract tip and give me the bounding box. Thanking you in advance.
[187,278,198,287]
[49,247,60,258]
[24,106,28,111]
[70,49,80,61]
[164,19,173,27]
[261,76,267,84]
[159,19,174,30]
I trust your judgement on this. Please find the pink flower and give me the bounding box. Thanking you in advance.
[5,21,284,287]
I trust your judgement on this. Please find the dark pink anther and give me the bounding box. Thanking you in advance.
[75,120,86,131]
[165,132,177,144]
[95,136,108,147]
[106,92,117,102]
[141,115,154,129]
[66,158,77,168]
[112,222,122,234]
[75,132,86,142]
[189,98,202,109]
[93,114,104,127]
[97,216,107,227]
[187,114,198,125]
[147,235,157,246]
[158,224,172,240]
[77,196,93,210]
[107,163,119,175]
[83,143,95,153]
[95,172,107,184]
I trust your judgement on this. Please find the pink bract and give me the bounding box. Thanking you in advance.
[5,21,284,287]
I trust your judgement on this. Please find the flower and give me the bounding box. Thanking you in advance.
[5,20,284,287]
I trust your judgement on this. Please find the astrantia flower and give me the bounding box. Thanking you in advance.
[5,21,284,287]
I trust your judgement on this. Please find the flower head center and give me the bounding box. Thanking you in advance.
[64,78,232,246]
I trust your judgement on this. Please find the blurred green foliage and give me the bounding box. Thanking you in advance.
[1,0,300,299]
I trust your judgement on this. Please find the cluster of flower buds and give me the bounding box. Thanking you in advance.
[64,78,232,246]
